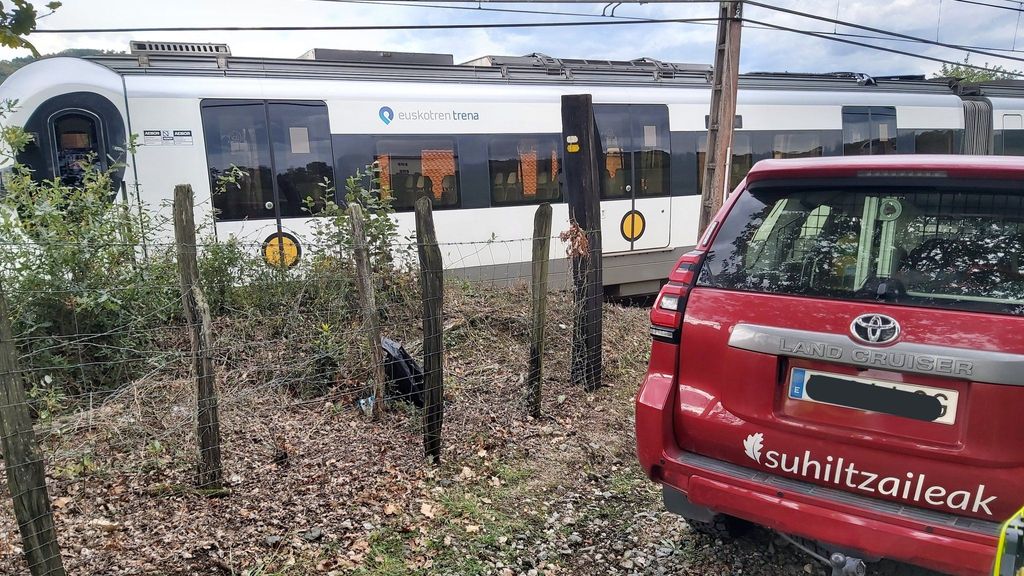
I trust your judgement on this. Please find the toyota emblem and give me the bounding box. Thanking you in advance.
[850,313,900,345]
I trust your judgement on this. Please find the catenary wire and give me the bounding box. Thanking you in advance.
[26,17,717,33]
[743,0,1024,66]
[322,0,1024,61]
[952,0,1024,12]
[315,0,652,19]
[20,9,1022,76]
[745,16,1024,77]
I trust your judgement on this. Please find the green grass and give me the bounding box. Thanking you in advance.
[350,528,415,576]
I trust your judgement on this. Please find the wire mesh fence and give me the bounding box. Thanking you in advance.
[0,190,615,575]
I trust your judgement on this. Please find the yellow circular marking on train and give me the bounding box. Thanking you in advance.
[620,210,646,242]
[262,232,301,268]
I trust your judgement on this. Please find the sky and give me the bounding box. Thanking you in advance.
[3,0,1023,78]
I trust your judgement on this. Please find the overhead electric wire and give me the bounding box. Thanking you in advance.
[327,0,1024,59]
[745,16,1024,77]
[805,28,1024,54]
[24,2,1024,78]
[317,0,651,20]
[27,17,719,33]
[952,0,1024,12]
[744,0,1024,66]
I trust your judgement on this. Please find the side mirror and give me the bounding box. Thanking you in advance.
[994,507,1024,576]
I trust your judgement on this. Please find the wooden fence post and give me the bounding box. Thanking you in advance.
[414,197,444,461]
[561,94,604,392]
[0,280,66,576]
[348,203,386,420]
[526,203,552,418]
[173,184,223,490]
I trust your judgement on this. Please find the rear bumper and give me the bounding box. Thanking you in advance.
[657,452,997,576]
[635,365,1000,576]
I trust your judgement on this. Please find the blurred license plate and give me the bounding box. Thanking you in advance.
[788,368,958,425]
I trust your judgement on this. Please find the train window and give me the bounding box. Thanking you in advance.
[488,135,561,205]
[842,106,897,155]
[772,132,824,159]
[596,105,632,200]
[202,102,276,221]
[696,134,754,193]
[594,104,670,200]
[912,129,956,154]
[632,106,670,198]
[375,138,459,210]
[268,102,335,218]
[999,130,1024,156]
[52,111,103,186]
[729,134,753,191]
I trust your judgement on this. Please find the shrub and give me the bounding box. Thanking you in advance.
[0,125,177,393]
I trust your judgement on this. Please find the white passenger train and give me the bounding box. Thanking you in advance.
[0,41,1018,295]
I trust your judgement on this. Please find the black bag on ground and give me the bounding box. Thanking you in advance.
[381,337,424,408]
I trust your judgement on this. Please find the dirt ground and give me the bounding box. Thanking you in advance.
[0,297,948,576]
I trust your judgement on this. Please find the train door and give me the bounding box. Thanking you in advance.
[201,100,334,267]
[594,104,672,253]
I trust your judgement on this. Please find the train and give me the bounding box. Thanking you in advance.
[1,41,1023,296]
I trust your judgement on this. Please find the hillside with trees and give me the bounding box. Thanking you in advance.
[0,48,122,83]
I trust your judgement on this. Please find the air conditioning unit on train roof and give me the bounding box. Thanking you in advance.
[298,48,454,65]
[130,41,231,56]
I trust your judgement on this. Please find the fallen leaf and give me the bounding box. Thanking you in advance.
[420,503,435,518]
[384,504,398,516]
[89,519,121,533]
[465,525,480,533]
[52,497,71,509]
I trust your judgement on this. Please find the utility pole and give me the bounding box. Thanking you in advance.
[698,1,743,235]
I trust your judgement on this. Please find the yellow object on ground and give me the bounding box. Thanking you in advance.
[994,506,1024,576]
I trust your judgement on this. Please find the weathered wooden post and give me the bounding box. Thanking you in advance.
[561,94,604,392]
[415,197,444,461]
[173,184,223,490]
[348,203,386,420]
[526,203,552,418]
[0,280,66,576]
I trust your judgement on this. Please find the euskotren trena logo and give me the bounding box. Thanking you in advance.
[379,106,395,125]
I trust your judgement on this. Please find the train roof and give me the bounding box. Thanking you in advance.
[74,41,962,94]
[959,80,1024,99]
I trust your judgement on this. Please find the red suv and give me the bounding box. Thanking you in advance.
[636,155,1024,576]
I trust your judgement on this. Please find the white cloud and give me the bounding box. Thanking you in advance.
[2,0,1018,77]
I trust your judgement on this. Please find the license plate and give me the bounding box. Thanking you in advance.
[788,368,958,425]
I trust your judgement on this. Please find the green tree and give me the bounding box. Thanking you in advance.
[934,55,1023,82]
[0,1,61,56]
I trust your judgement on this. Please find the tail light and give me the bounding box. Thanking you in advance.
[650,250,705,343]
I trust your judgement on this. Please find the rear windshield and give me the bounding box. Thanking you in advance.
[697,181,1024,316]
